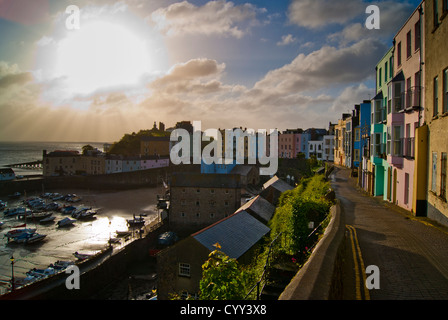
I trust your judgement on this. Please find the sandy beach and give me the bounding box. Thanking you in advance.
[0,186,164,295]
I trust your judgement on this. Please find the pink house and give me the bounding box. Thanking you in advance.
[388,3,424,212]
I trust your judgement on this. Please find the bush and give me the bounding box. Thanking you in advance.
[199,246,248,300]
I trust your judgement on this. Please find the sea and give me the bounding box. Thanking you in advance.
[0,141,106,176]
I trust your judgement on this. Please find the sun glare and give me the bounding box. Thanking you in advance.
[55,20,151,94]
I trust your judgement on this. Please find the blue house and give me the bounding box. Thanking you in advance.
[353,101,371,169]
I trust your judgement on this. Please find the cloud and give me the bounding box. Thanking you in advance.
[149,58,228,95]
[0,61,33,89]
[331,83,374,113]
[150,0,265,38]
[328,1,416,45]
[277,34,297,46]
[288,0,364,29]
[254,38,386,94]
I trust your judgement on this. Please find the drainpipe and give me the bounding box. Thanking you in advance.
[418,4,424,127]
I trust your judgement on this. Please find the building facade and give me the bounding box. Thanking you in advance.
[424,0,448,225]
[390,3,425,212]
[370,47,393,197]
[169,173,242,234]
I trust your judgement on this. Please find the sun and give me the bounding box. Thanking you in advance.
[54,20,151,94]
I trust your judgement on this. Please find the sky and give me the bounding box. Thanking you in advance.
[0,0,422,142]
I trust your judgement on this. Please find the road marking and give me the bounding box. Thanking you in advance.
[346,225,370,300]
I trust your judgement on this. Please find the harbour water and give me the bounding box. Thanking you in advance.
[0,141,162,296]
[0,187,160,295]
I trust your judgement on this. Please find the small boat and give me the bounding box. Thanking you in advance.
[127,215,145,226]
[0,221,3,228]
[44,202,60,211]
[57,217,75,227]
[4,207,29,217]
[74,208,97,220]
[71,207,89,218]
[5,228,36,239]
[24,233,47,244]
[18,211,52,220]
[50,260,74,271]
[40,216,55,224]
[73,251,92,261]
[0,200,7,210]
[61,205,77,215]
[26,267,55,278]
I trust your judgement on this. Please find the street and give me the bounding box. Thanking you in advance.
[331,167,448,300]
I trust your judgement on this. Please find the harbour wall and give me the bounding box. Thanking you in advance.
[0,164,200,196]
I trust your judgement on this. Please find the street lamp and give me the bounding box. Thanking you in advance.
[10,255,15,291]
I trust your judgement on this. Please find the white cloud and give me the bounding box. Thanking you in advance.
[277,34,297,46]
[150,0,265,38]
[331,83,373,113]
[288,0,364,29]
[254,38,387,94]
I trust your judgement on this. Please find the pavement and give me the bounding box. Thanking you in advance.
[331,166,448,300]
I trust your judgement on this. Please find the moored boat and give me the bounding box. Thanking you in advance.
[5,227,36,239]
[57,217,75,228]
[24,233,47,244]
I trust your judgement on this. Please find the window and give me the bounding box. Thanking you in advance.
[210,189,215,194]
[441,153,447,200]
[385,62,388,81]
[406,30,412,58]
[210,213,215,218]
[444,0,448,13]
[393,126,402,157]
[179,263,190,277]
[434,76,439,117]
[389,56,393,78]
[355,128,360,141]
[181,199,186,206]
[432,152,438,192]
[397,42,402,67]
[434,0,439,27]
[379,67,382,86]
[196,188,200,193]
[195,201,200,206]
[444,68,448,113]
[415,20,421,51]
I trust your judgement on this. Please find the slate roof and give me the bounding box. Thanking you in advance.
[262,176,293,193]
[236,195,275,223]
[192,210,270,259]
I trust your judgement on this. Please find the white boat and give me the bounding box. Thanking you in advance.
[73,251,92,261]
[24,233,47,244]
[57,217,75,227]
[75,209,97,220]
[0,221,3,228]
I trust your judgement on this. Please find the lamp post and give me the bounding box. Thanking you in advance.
[10,255,15,291]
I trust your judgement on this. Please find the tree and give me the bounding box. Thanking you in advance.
[82,144,94,155]
[199,243,247,300]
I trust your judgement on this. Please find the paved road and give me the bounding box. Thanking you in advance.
[331,167,448,300]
